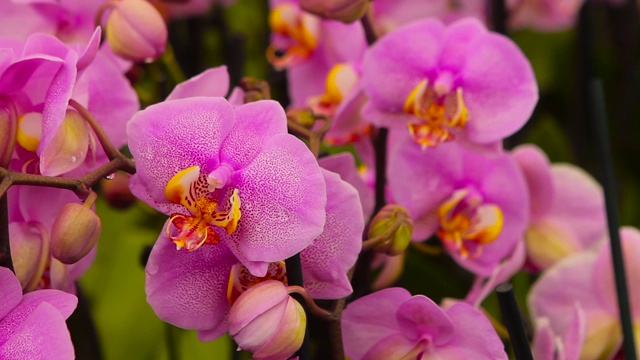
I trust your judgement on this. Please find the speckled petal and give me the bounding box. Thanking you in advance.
[318,152,374,220]
[0,302,74,360]
[145,225,236,334]
[167,66,230,101]
[220,100,287,170]
[127,97,235,207]
[300,169,363,299]
[224,134,326,276]
[0,267,22,320]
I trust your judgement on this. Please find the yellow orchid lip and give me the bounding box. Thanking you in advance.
[403,78,468,148]
[164,166,241,252]
[267,3,319,69]
[308,62,360,116]
[437,189,503,259]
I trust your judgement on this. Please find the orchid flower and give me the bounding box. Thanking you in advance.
[388,132,529,276]
[0,266,77,359]
[131,69,364,339]
[513,144,606,270]
[342,287,508,359]
[361,17,537,149]
[528,227,640,360]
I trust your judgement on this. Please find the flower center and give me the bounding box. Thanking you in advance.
[16,112,43,152]
[267,3,320,69]
[226,261,288,305]
[403,77,468,148]
[436,188,503,259]
[164,166,241,252]
[308,63,359,117]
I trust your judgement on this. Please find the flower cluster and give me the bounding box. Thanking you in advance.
[0,0,633,359]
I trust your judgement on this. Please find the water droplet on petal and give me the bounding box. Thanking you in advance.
[105,173,116,180]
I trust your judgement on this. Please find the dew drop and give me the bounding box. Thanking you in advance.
[105,173,116,180]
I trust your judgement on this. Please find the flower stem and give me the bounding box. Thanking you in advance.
[285,254,311,360]
[287,286,337,321]
[0,193,14,272]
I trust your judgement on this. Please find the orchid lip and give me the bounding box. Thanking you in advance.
[227,261,288,305]
[437,188,503,259]
[164,166,242,251]
[403,78,468,148]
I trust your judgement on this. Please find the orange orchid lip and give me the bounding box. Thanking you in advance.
[164,166,241,251]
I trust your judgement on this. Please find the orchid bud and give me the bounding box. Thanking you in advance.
[0,105,16,163]
[50,196,101,265]
[101,171,136,209]
[368,204,413,256]
[300,0,369,23]
[105,0,168,62]
[9,222,49,291]
[228,280,306,360]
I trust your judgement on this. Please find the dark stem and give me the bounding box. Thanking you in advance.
[360,12,378,46]
[285,254,311,360]
[495,283,533,360]
[67,284,103,360]
[372,128,388,215]
[588,79,637,360]
[0,155,135,201]
[490,0,508,35]
[0,193,13,272]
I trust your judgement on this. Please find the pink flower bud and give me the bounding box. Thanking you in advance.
[106,0,168,62]
[300,0,369,23]
[228,280,306,360]
[50,202,101,264]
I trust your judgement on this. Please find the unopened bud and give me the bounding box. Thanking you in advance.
[50,197,101,264]
[286,108,316,128]
[240,77,271,102]
[368,204,413,256]
[9,222,49,291]
[0,105,16,163]
[101,171,136,209]
[300,0,369,23]
[229,280,306,360]
[105,0,168,62]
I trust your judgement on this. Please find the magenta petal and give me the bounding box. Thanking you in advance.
[300,169,363,299]
[460,32,538,143]
[166,66,230,101]
[547,164,605,250]
[435,302,507,359]
[361,19,446,115]
[395,296,454,344]
[342,287,412,360]
[76,27,101,72]
[512,144,554,221]
[361,333,420,360]
[145,226,236,333]
[0,303,74,360]
[0,267,22,320]
[127,97,235,205]
[220,100,288,170]
[82,48,139,151]
[438,18,487,72]
[318,152,374,220]
[387,135,460,240]
[224,134,326,273]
